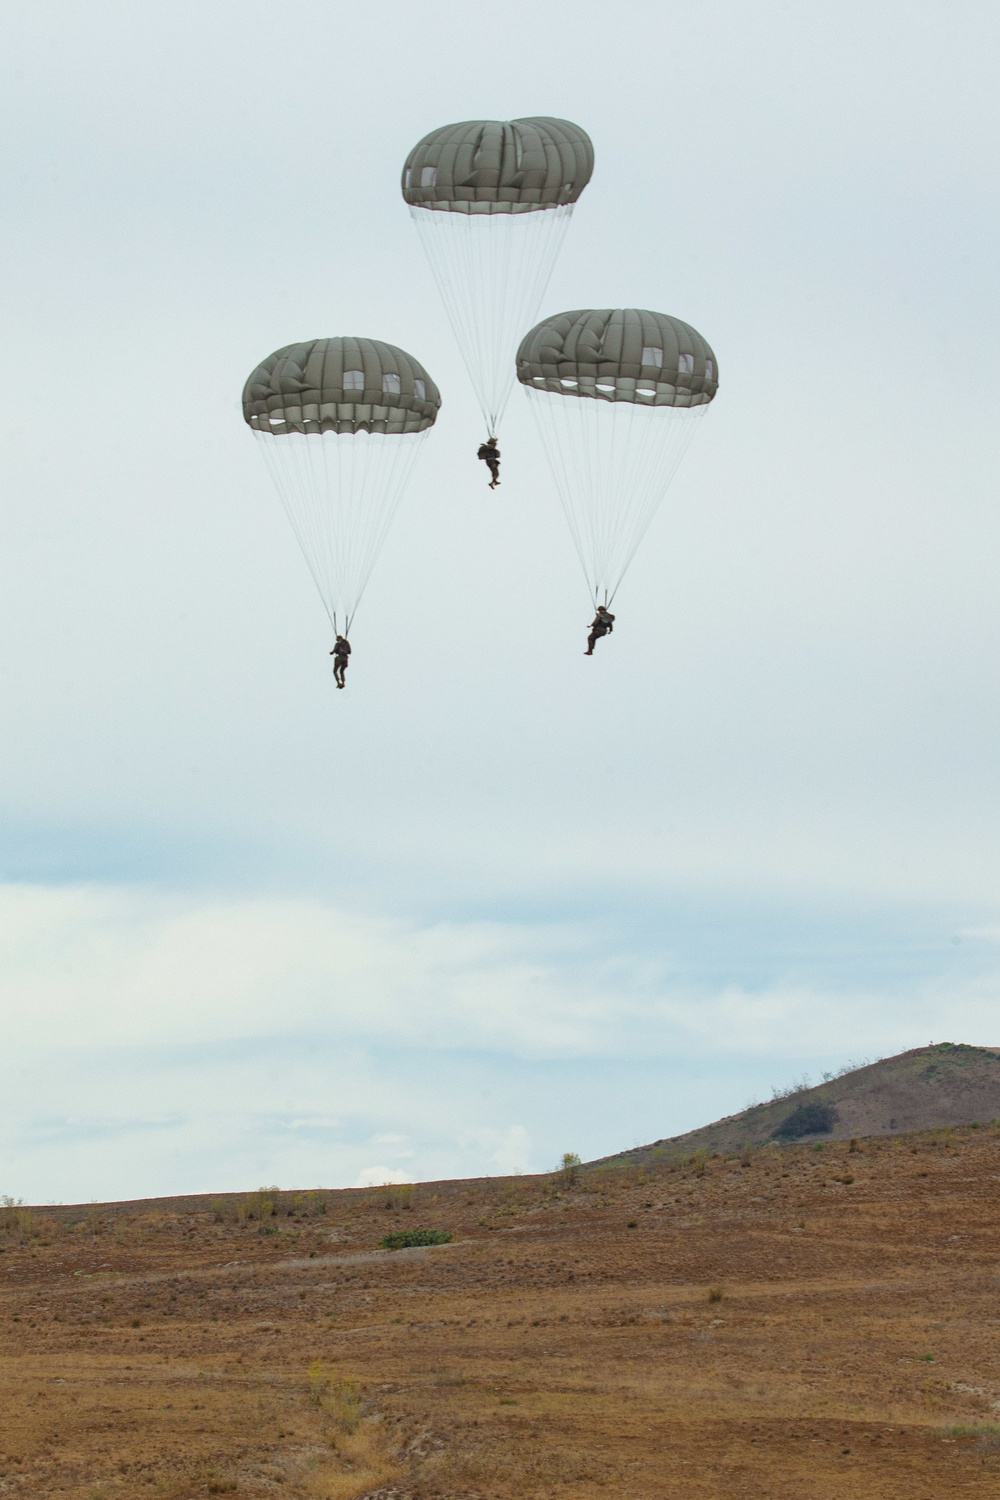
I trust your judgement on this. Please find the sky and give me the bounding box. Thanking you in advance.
[1,0,999,1203]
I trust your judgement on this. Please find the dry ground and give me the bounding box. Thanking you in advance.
[2,1126,1000,1497]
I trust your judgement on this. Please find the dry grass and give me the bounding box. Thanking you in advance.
[3,1127,1000,1495]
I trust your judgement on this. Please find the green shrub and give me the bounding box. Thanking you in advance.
[379,1227,452,1250]
[772,1102,837,1140]
[559,1152,582,1187]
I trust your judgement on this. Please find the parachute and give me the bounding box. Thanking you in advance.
[402,117,593,435]
[242,337,440,636]
[517,308,718,606]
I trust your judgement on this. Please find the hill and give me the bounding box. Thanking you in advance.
[4,1124,1000,1497]
[592,1042,1000,1166]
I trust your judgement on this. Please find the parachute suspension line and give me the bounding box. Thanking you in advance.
[252,428,427,637]
[526,384,601,604]
[410,204,573,433]
[326,425,423,632]
[596,397,705,606]
[524,387,708,605]
[256,429,335,630]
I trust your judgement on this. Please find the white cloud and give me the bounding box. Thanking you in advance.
[4,881,1000,1062]
[459,1126,533,1177]
[8,881,994,1073]
[0,881,617,1057]
[1,878,999,1204]
[355,1167,411,1188]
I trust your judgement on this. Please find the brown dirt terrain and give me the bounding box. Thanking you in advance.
[3,1123,1000,1498]
[601,1043,1000,1163]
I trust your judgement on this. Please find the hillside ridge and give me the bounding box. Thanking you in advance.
[591,1041,1000,1166]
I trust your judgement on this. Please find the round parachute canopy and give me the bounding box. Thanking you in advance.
[402,117,593,214]
[242,337,440,436]
[402,118,593,433]
[516,308,718,406]
[243,337,440,637]
[517,309,718,608]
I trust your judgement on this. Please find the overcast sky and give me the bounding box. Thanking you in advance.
[2,1,999,1203]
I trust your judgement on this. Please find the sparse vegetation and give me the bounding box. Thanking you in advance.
[237,1186,279,1223]
[203,1468,238,1494]
[307,1360,361,1432]
[376,1184,415,1211]
[771,1073,813,1100]
[4,1051,1000,1497]
[947,1423,1000,1444]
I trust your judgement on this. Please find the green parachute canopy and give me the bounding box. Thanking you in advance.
[516,308,718,406]
[242,337,440,437]
[402,117,593,214]
[243,337,439,636]
[402,117,593,433]
[517,309,718,607]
